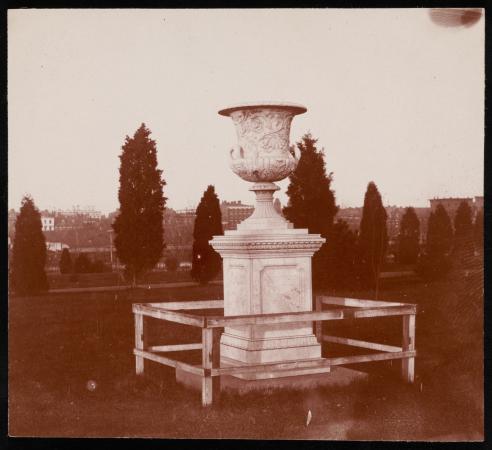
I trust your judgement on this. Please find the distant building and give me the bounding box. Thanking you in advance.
[41,216,55,231]
[429,196,482,221]
[336,207,362,232]
[386,206,404,245]
[46,242,69,252]
[337,205,431,245]
[162,208,195,263]
[51,206,104,229]
[220,201,254,230]
[429,197,473,218]
[175,208,196,226]
[55,206,102,224]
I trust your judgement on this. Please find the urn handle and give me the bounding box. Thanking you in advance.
[293,145,301,162]
[230,146,245,160]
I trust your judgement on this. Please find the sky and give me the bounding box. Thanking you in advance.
[8,9,484,213]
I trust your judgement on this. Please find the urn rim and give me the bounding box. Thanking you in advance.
[218,102,307,117]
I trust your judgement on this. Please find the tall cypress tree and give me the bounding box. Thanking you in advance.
[283,133,338,289]
[426,204,453,258]
[74,253,92,274]
[397,207,420,265]
[59,248,72,274]
[325,219,357,288]
[356,182,388,291]
[418,203,453,279]
[191,185,223,284]
[112,124,166,286]
[10,195,49,295]
[453,201,473,252]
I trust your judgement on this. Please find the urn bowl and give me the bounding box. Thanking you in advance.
[218,102,307,183]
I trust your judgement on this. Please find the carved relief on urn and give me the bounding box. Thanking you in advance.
[218,103,307,182]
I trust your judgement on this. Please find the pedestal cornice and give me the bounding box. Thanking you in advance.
[210,231,325,257]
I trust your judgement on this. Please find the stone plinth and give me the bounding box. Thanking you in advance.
[210,184,325,379]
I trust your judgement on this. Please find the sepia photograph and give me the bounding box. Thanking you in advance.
[7,8,484,440]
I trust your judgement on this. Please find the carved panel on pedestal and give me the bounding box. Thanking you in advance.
[260,265,303,313]
[253,262,312,340]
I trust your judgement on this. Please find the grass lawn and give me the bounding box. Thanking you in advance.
[46,269,196,290]
[9,268,483,440]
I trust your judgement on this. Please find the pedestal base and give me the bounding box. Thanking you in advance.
[220,355,330,380]
[220,332,322,366]
[210,231,325,374]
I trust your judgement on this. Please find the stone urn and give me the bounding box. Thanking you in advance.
[218,102,307,230]
[218,102,307,183]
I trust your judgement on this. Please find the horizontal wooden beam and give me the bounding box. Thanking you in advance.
[147,343,202,352]
[132,301,416,330]
[346,305,417,318]
[133,349,204,376]
[205,309,345,328]
[205,305,416,328]
[318,296,405,308]
[327,350,416,366]
[211,350,416,376]
[322,335,402,353]
[133,304,205,327]
[146,300,224,310]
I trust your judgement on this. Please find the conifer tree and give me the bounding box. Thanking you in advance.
[74,253,92,274]
[356,182,388,291]
[325,219,357,288]
[191,186,223,284]
[112,124,166,286]
[9,196,49,295]
[426,204,453,258]
[417,203,453,279]
[59,248,72,274]
[283,133,338,289]
[165,255,179,272]
[397,207,420,265]
[453,201,473,253]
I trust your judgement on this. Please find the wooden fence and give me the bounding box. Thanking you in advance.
[133,296,416,406]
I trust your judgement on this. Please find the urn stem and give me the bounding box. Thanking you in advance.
[236,182,292,231]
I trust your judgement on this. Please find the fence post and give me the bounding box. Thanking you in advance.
[134,313,144,375]
[402,314,416,383]
[315,296,323,343]
[202,328,221,406]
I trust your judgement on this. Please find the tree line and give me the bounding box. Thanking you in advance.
[284,134,483,290]
[9,125,483,295]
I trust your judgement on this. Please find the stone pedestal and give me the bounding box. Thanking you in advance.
[210,183,325,379]
[212,102,327,380]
